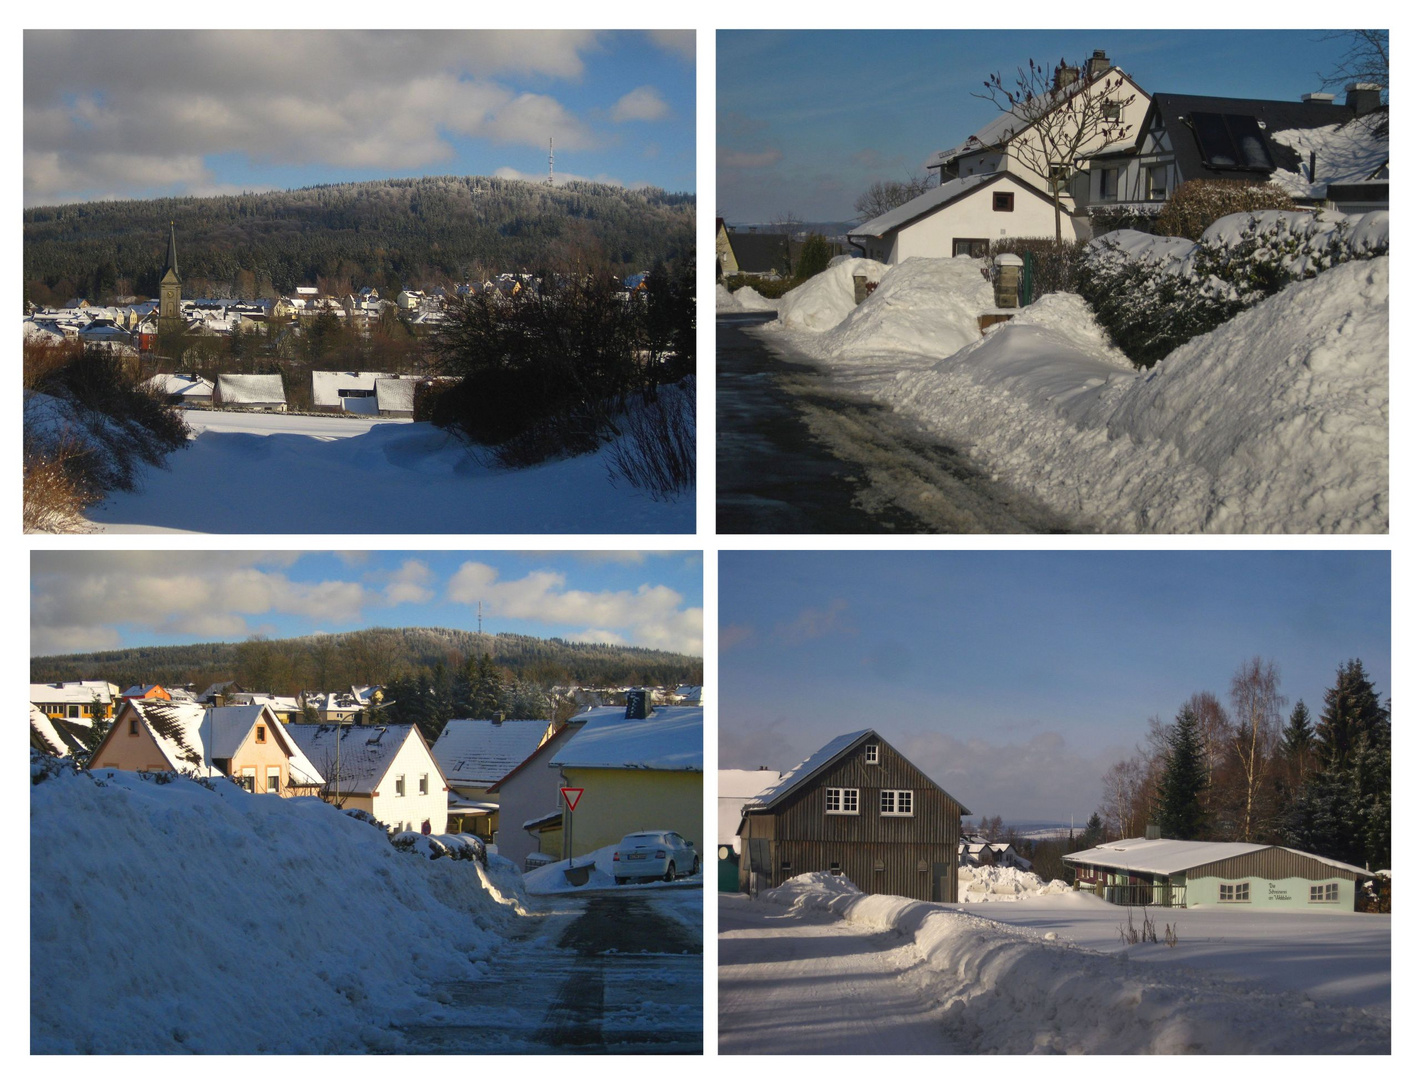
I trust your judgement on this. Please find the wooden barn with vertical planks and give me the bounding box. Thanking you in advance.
[736,729,969,902]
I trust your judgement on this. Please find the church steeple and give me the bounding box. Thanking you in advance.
[159,221,182,324]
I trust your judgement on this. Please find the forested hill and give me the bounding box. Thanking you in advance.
[31,627,703,696]
[23,176,696,305]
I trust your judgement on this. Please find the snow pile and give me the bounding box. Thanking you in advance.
[31,763,523,1053]
[957,863,1070,902]
[757,875,1388,1053]
[817,257,994,360]
[717,282,778,312]
[760,871,866,912]
[776,257,888,331]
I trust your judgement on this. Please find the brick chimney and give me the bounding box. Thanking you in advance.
[1086,49,1110,78]
[1345,83,1382,117]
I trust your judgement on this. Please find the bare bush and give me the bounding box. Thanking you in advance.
[606,378,695,500]
[23,440,97,533]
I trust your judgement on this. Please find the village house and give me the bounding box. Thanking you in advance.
[716,223,790,280]
[484,718,588,870]
[851,50,1150,261]
[120,684,172,704]
[284,723,449,834]
[960,833,1033,870]
[88,700,324,796]
[30,704,90,758]
[311,370,394,414]
[430,717,556,839]
[737,729,970,902]
[30,680,118,723]
[718,767,782,892]
[1063,835,1373,910]
[214,373,287,412]
[547,693,703,861]
[147,372,215,407]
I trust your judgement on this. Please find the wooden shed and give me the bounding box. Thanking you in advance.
[737,728,969,902]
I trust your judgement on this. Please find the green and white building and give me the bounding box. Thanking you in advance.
[1064,837,1371,911]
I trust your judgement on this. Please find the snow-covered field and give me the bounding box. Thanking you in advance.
[30,761,527,1053]
[722,873,1389,1054]
[752,219,1387,533]
[84,408,693,533]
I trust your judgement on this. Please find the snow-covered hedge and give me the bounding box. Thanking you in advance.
[1080,209,1389,367]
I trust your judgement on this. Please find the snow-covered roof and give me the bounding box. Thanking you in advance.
[744,729,872,809]
[431,719,555,786]
[549,706,702,771]
[148,373,215,398]
[30,705,84,757]
[1268,110,1389,199]
[284,723,430,795]
[375,377,416,413]
[118,701,325,786]
[719,768,781,847]
[849,174,991,239]
[311,370,392,409]
[30,681,115,706]
[216,373,285,405]
[1063,837,1371,877]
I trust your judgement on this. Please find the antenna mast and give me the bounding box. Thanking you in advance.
[548,137,554,185]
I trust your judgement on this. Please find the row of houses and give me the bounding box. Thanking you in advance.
[145,370,423,415]
[31,686,703,868]
[722,728,1374,911]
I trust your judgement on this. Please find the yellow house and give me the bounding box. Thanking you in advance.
[547,700,703,859]
[90,700,324,797]
[29,680,117,723]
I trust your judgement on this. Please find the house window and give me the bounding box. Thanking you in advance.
[129,718,139,736]
[266,767,281,794]
[864,744,879,764]
[825,787,859,815]
[419,774,429,795]
[1219,882,1250,902]
[1310,882,1340,903]
[1098,167,1118,200]
[255,725,266,743]
[953,238,989,258]
[1147,165,1168,201]
[238,768,256,793]
[1101,100,1122,121]
[780,860,792,871]
[993,191,1015,212]
[395,774,406,797]
[880,789,914,816]
[829,862,843,874]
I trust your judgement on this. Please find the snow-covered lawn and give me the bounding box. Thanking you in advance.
[754,226,1387,533]
[85,408,693,533]
[721,874,1389,1054]
[30,762,528,1053]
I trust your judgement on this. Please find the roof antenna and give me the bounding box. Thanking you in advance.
[548,137,554,186]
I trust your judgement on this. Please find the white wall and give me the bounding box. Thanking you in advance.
[888,176,1074,262]
[370,734,447,834]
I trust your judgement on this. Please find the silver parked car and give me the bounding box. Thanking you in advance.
[612,830,699,884]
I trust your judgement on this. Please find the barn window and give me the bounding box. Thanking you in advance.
[825,788,859,815]
[829,862,842,875]
[1309,882,1339,903]
[880,789,914,816]
[864,744,879,764]
[780,861,792,871]
[1219,882,1250,902]
[993,191,1014,212]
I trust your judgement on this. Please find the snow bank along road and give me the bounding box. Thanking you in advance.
[719,877,1389,1054]
[87,408,693,534]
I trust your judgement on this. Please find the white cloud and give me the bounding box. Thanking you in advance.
[383,559,434,606]
[610,86,669,123]
[645,30,695,62]
[446,562,701,655]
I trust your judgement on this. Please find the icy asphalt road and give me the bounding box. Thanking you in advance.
[718,893,958,1055]
[717,313,1072,533]
[398,886,702,1053]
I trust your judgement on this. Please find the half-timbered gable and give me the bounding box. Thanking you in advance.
[738,729,969,903]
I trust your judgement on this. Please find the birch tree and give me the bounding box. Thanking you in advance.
[1229,657,1285,841]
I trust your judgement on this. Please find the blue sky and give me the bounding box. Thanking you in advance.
[24,30,695,206]
[719,29,1362,222]
[31,550,703,658]
[720,551,1390,823]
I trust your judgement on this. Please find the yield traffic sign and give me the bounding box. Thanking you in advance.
[560,786,584,812]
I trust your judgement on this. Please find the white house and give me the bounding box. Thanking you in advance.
[285,723,450,834]
[310,370,393,414]
[148,372,215,407]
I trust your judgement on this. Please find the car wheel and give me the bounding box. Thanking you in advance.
[615,876,627,885]
[664,861,676,883]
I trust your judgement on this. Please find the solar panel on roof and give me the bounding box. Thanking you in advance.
[1190,112,1276,172]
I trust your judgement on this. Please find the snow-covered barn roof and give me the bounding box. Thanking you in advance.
[216,373,285,405]
[1063,837,1370,877]
[744,729,872,809]
[549,706,703,771]
[431,719,555,786]
[311,370,392,409]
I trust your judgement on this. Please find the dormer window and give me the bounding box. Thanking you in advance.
[864,744,879,764]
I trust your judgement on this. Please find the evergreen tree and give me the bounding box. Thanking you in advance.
[1279,700,1314,762]
[1314,659,1385,771]
[1080,811,1104,848]
[794,233,832,281]
[1154,708,1209,839]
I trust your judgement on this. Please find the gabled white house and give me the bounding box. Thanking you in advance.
[311,370,393,414]
[148,373,215,407]
[284,723,449,834]
[215,373,286,412]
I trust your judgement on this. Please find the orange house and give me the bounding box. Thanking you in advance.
[91,700,324,796]
[120,684,173,703]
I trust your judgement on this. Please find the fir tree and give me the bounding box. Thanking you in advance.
[1154,708,1209,839]
[1279,700,1314,762]
[1315,659,1385,771]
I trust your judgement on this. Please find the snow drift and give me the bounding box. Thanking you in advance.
[758,874,1388,1053]
[958,862,1071,901]
[717,283,778,313]
[817,257,995,360]
[31,761,525,1053]
[776,257,889,331]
